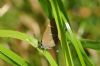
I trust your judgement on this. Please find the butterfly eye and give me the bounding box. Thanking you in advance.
[38,41,42,48]
[38,41,49,50]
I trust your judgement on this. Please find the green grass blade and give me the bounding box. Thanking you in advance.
[37,49,58,66]
[0,44,28,66]
[0,52,18,66]
[81,39,100,50]
[66,39,100,50]
[49,0,94,66]
[61,12,94,66]
[49,0,74,66]
[0,30,58,66]
[0,30,38,48]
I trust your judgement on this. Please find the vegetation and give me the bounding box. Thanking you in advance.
[0,0,100,66]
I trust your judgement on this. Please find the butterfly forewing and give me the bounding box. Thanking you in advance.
[42,22,55,49]
[41,18,58,49]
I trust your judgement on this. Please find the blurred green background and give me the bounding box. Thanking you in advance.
[0,0,100,66]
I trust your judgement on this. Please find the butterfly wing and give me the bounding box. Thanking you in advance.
[42,22,55,49]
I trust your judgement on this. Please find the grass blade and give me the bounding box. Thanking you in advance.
[0,44,28,66]
[81,39,100,50]
[0,30,58,66]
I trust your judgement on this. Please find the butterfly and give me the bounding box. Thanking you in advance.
[38,18,58,49]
